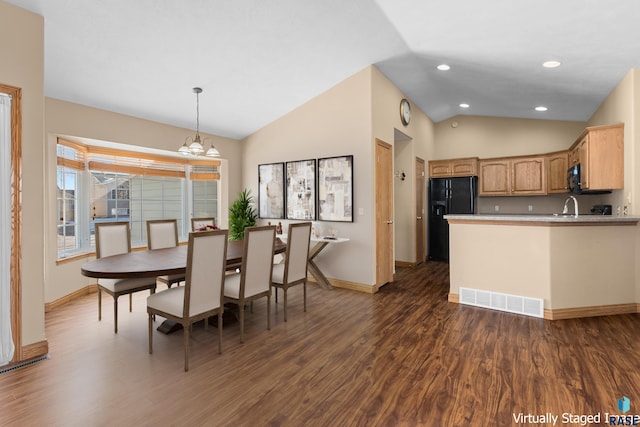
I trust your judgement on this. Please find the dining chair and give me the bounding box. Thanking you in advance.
[191,217,216,231]
[224,225,276,343]
[94,221,157,333]
[147,229,228,371]
[272,222,312,321]
[146,219,185,288]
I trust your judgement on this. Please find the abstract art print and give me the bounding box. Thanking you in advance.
[258,162,285,219]
[285,159,316,220]
[318,155,353,222]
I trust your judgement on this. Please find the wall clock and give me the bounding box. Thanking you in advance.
[400,98,411,126]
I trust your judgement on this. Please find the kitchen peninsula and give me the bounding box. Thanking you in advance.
[445,214,639,319]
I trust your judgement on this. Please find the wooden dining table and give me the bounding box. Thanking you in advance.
[81,237,287,332]
[82,238,286,279]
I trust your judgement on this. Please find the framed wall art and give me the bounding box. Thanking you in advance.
[258,162,285,219]
[317,155,353,222]
[285,159,316,220]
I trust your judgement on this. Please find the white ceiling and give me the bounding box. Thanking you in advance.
[6,0,640,140]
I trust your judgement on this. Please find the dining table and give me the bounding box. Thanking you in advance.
[277,234,350,290]
[81,237,287,333]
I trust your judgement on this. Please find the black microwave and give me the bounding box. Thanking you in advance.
[567,164,611,194]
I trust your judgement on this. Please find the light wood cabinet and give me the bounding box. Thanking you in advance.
[479,156,546,196]
[568,124,623,191]
[546,151,569,193]
[478,159,510,195]
[428,157,478,178]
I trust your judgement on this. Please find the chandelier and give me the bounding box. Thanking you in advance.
[178,87,220,157]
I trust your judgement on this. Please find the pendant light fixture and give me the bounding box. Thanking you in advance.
[178,87,220,157]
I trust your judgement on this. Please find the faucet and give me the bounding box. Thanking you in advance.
[562,196,579,218]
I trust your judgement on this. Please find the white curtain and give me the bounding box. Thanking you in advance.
[0,93,15,366]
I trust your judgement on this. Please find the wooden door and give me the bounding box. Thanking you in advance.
[478,159,510,195]
[415,158,425,265]
[512,156,546,195]
[578,136,590,189]
[546,152,569,193]
[375,139,393,287]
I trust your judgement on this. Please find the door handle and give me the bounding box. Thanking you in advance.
[386,220,393,224]
[417,216,422,220]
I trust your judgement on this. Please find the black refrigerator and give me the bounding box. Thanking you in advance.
[428,176,477,261]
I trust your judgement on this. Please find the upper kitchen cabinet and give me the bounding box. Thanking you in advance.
[546,151,569,194]
[429,157,478,178]
[478,158,510,195]
[479,156,546,196]
[569,123,623,191]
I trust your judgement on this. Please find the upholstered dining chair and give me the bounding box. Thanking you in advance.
[94,221,157,333]
[272,222,312,321]
[224,225,276,343]
[191,217,216,231]
[146,219,185,288]
[147,229,228,371]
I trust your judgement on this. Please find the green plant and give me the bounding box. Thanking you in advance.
[229,188,258,240]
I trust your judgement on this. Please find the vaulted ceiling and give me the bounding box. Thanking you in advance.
[7,0,640,140]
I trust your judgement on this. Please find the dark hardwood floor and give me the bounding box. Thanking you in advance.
[2,261,640,426]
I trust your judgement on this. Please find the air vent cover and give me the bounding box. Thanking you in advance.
[459,287,543,318]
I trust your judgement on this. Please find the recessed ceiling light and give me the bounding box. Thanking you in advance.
[535,106,548,112]
[543,60,561,68]
[437,64,450,71]
[459,103,470,108]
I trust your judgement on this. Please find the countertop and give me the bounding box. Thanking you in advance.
[444,213,640,225]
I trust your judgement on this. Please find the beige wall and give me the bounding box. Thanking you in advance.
[371,67,435,265]
[242,67,375,286]
[449,222,636,310]
[586,68,640,305]
[241,65,436,285]
[433,115,585,160]
[549,226,636,309]
[44,98,241,302]
[449,223,552,305]
[0,1,46,346]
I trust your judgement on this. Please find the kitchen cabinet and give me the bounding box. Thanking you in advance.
[546,151,569,193]
[479,156,546,196]
[569,124,623,191]
[428,157,478,178]
[478,158,510,195]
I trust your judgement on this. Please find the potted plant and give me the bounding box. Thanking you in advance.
[229,188,257,240]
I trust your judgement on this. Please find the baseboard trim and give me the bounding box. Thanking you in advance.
[544,303,639,320]
[45,284,98,313]
[21,340,48,360]
[395,261,416,269]
[449,293,639,320]
[308,277,375,294]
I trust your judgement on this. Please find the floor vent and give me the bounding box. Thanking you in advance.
[0,355,48,375]
[459,287,544,318]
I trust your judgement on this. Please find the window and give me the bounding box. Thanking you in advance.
[56,141,85,257]
[56,138,220,258]
[191,164,219,218]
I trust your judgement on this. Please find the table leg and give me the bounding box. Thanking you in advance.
[307,242,333,290]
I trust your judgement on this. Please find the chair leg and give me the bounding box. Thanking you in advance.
[284,288,288,322]
[129,293,133,312]
[184,321,190,372]
[239,304,245,343]
[217,311,223,354]
[267,294,271,331]
[275,287,278,303]
[114,297,118,334]
[148,313,153,354]
[98,288,102,321]
[304,281,307,312]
